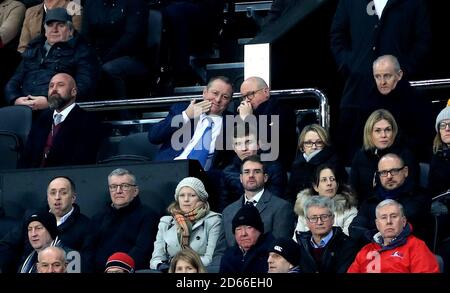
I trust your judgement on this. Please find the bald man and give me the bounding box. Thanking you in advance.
[37,246,67,273]
[21,73,104,168]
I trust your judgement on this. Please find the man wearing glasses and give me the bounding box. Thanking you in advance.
[238,76,297,171]
[349,153,431,247]
[81,168,159,272]
[294,196,357,273]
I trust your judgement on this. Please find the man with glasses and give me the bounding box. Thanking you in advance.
[295,196,357,273]
[81,168,159,272]
[238,76,297,171]
[349,153,431,247]
[348,199,439,273]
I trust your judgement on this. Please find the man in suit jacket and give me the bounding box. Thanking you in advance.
[148,75,235,171]
[21,72,104,168]
[222,155,295,247]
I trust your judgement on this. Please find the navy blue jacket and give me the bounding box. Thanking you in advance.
[148,102,234,168]
[4,33,99,104]
[81,197,159,272]
[220,233,274,273]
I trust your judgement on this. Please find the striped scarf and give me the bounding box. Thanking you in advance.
[171,202,208,248]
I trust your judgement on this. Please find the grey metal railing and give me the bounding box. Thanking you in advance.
[78,87,330,129]
[410,78,450,90]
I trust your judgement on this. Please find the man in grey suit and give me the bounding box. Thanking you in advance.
[222,155,295,247]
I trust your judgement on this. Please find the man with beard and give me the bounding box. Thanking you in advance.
[221,155,295,247]
[20,72,104,168]
[349,153,432,247]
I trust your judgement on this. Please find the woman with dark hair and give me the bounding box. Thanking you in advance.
[350,109,419,204]
[293,164,357,236]
[286,124,346,203]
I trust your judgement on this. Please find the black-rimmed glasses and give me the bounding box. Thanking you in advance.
[241,88,266,101]
[438,121,450,130]
[306,214,332,223]
[377,166,404,177]
[108,183,136,191]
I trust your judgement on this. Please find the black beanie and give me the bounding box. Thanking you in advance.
[269,237,301,267]
[25,211,58,240]
[232,204,264,234]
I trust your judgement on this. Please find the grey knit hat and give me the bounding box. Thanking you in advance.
[435,99,450,131]
[174,177,208,202]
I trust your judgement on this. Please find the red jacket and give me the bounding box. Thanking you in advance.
[348,225,439,273]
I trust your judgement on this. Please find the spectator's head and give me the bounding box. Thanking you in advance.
[267,237,301,273]
[240,76,270,109]
[104,252,135,273]
[203,76,233,115]
[233,123,259,160]
[44,7,73,45]
[37,246,67,273]
[311,164,339,198]
[375,199,407,245]
[240,155,268,193]
[108,168,139,209]
[169,247,207,273]
[173,177,209,213]
[433,99,450,153]
[363,109,398,150]
[48,73,77,111]
[377,153,408,191]
[298,124,330,156]
[232,204,264,252]
[47,176,76,220]
[303,196,335,240]
[373,55,403,95]
[26,211,58,251]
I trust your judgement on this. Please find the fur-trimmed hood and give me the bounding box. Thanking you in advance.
[293,188,357,217]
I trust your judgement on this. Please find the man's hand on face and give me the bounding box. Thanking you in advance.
[185,99,212,119]
[237,100,253,120]
[14,95,49,110]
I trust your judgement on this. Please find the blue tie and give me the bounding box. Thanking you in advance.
[187,118,213,169]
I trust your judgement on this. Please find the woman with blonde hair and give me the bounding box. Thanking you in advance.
[169,247,207,273]
[150,177,224,272]
[350,109,419,203]
[286,124,346,203]
[293,164,357,236]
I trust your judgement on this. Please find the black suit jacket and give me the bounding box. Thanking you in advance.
[21,104,104,168]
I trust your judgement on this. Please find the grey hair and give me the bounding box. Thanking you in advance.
[303,196,336,217]
[373,54,401,73]
[375,199,405,218]
[108,168,136,185]
[44,20,74,33]
[38,246,67,263]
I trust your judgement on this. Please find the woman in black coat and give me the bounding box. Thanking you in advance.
[350,109,419,204]
[286,124,347,203]
[429,100,450,197]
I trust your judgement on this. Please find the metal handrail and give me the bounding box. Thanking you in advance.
[410,78,450,89]
[78,88,330,129]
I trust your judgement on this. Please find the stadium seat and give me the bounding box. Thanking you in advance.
[0,105,32,147]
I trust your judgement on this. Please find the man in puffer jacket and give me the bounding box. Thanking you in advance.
[348,199,439,273]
